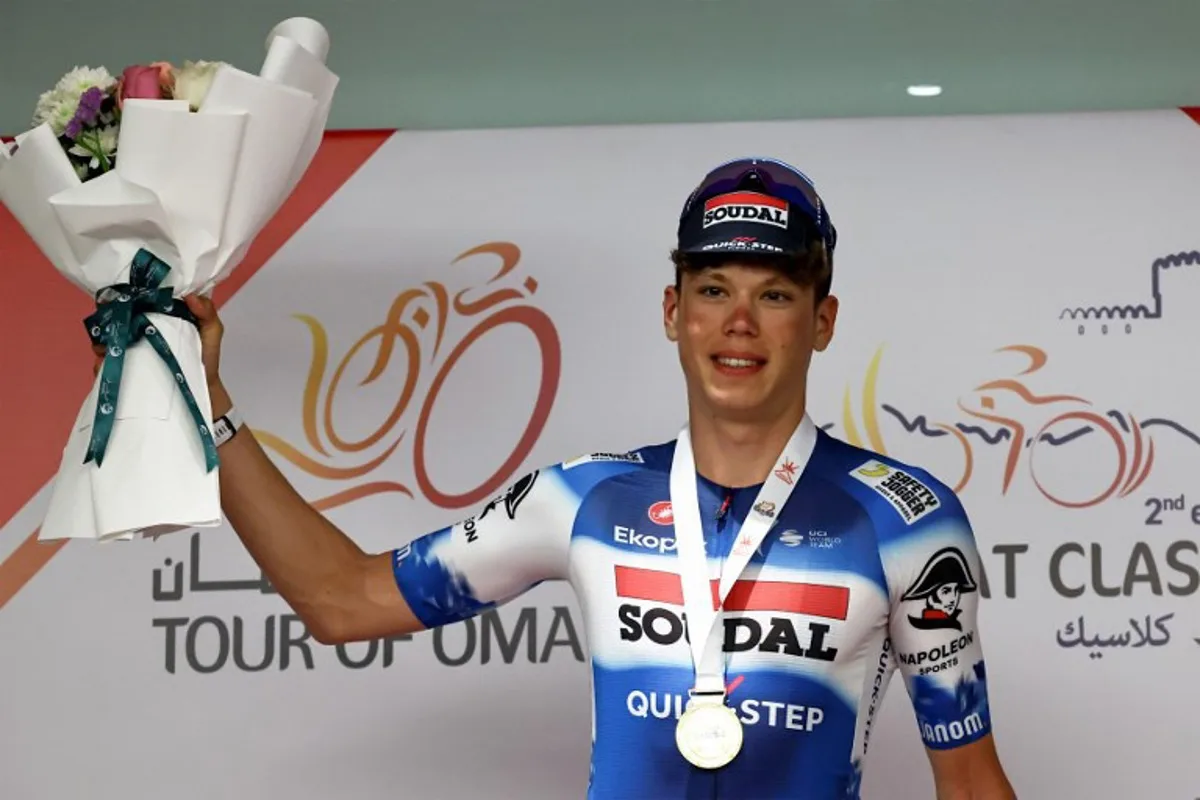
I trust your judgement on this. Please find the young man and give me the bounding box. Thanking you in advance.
[115,158,1015,798]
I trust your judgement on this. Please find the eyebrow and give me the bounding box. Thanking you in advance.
[699,271,791,289]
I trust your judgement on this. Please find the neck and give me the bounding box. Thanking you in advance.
[687,398,807,488]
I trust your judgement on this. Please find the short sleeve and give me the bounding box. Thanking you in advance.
[876,474,994,752]
[390,467,577,630]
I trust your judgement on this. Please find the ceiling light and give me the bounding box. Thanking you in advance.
[907,85,943,97]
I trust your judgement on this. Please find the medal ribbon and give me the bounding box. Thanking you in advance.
[669,415,818,696]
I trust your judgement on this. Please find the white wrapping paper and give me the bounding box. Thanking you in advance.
[0,17,340,542]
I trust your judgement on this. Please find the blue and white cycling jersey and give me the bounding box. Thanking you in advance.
[392,424,992,800]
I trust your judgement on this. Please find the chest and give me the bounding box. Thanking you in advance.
[568,481,892,674]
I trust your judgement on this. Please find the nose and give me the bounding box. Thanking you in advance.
[723,296,759,336]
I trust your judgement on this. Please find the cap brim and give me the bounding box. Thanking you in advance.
[678,228,809,257]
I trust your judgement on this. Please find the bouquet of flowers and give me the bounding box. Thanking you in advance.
[0,17,340,542]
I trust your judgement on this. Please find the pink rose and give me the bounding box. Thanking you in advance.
[116,62,175,108]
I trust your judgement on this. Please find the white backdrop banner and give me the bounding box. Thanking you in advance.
[2,108,1199,800]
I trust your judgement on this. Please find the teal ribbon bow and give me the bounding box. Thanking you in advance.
[83,248,219,472]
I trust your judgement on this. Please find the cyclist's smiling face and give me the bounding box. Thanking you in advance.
[663,262,837,422]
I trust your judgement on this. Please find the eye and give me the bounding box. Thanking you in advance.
[762,289,792,302]
[697,284,726,298]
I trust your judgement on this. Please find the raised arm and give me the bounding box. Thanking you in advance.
[170,294,422,644]
[99,295,574,646]
[205,377,418,645]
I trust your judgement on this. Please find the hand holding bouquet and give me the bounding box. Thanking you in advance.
[0,18,340,542]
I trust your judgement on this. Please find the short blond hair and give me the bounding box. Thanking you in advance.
[669,241,833,303]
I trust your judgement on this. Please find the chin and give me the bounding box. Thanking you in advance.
[701,389,773,419]
[697,373,804,421]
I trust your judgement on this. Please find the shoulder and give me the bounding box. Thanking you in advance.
[808,428,970,544]
[470,440,673,533]
[541,439,675,496]
[811,431,983,607]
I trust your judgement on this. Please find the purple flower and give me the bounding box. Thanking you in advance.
[79,86,103,114]
[65,86,106,140]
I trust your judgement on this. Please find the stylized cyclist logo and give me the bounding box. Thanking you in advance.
[838,344,1179,509]
[253,242,561,513]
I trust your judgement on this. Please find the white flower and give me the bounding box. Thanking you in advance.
[173,61,225,111]
[95,124,118,156]
[33,66,116,135]
[68,124,118,160]
[33,90,79,136]
[54,66,117,97]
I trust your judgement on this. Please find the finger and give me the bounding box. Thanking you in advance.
[184,293,217,321]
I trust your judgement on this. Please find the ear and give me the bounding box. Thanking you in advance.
[663,284,680,342]
[813,294,839,352]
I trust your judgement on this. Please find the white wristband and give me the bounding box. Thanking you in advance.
[212,406,243,447]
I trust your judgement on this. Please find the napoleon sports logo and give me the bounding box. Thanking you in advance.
[898,547,979,632]
[837,344,1199,508]
[702,192,789,230]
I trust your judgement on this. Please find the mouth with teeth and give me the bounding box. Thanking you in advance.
[712,353,767,375]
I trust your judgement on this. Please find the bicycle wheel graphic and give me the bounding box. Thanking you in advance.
[412,304,562,508]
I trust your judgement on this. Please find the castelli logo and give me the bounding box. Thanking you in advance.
[648,501,673,526]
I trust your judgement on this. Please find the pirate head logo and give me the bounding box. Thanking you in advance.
[900,547,978,631]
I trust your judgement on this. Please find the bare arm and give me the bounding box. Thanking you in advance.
[927,735,1017,800]
[108,295,424,645]
[105,296,573,645]
[207,381,423,645]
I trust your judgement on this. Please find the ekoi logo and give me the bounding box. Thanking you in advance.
[254,242,562,514]
[837,343,1199,509]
